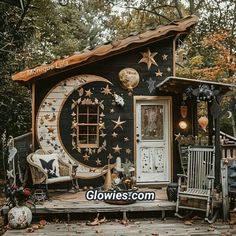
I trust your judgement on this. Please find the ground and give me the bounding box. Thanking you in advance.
[2,218,236,236]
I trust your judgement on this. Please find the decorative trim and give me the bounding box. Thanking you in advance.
[32,83,35,151]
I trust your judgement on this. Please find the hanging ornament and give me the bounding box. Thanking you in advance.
[198,116,208,132]
[180,105,188,119]
[118,68,140,92]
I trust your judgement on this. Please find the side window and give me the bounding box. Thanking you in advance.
[76,104,99,148]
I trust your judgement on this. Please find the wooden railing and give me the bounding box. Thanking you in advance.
[222,144,236,159]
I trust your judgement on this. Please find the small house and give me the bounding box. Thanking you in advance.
[12,15,234,190]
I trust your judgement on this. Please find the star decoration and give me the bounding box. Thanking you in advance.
[174,133,181,140]
[146,78,156,93]
[126,148,131,154]
[70,133,76,137]
[112,116,126,130]
[71,112,76,116]
[51,136,56,141]
[124,137,130,142]
[85,89,93,97]
[100,131,107,138]
[155,69,163,77]
[99,112,105,117]
[113,144,122,153]
[101,85,112,95]
[47,127,55,134]
[139,48,158,69]
[167,67,171,72]
[162,54,168,60]
[7,170,14,179]
[112,132,118,138]
[96,158,102,165]
[99,122,105,130]
[44,114,50,120]
[83,153,90,161]
[110,108,115,113]
[107,153,113,160]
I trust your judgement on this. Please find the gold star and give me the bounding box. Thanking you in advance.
[96,158,102,165]
[83,153,90,161]
[155,69,163,77]
[110,108,115,113]
[51,136,56,141]
[85,89,93,97]
[162,54,168,60]
[126,148,131,154]
[112,132,118,138]
[124,137,129,142]
[47,127,55,134]
[100,131,106,138]
[139,48,158,69]
[99,122,105,130]
[101,85,112,95]
[113,144,122,153]
[112,116,126,130]
[107,153,113,160]
[44,114,50,120]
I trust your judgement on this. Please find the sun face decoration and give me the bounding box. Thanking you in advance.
[118,68,140,91]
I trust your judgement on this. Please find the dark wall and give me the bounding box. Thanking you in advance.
[34,36,190,185]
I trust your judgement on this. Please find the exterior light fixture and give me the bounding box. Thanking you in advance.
[179,120,188,130]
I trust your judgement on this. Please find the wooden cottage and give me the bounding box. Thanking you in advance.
[12,15,233,189]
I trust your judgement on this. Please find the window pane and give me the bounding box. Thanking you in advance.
[79,105,87,113]
[78,115,87,123]
[89,126,97,134]
[89,135,97,144]
[89,115,97,123]
[79,135,87,144]
[78,126,87,134]
[89,106,97,114]
[141,105,164,140]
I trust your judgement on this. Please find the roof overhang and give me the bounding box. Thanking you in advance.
[12,15,198,83]
[156,76,235,95]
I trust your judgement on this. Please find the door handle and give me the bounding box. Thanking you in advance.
[136,139,140,143]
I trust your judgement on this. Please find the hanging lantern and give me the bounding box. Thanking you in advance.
[198,116,208,132]
[180,105,188,119]
[179,120,188,130]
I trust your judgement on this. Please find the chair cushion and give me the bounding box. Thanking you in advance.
[47,176,71,184]
[31,153,60,178]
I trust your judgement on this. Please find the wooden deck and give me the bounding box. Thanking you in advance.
[1,188,176,221]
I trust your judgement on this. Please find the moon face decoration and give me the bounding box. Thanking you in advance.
[36,74,112,179]
[227,110,232,119]
[118,68,140,91]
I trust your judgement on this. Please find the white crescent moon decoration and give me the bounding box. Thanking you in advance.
[36,74,112,179]
[227,111,232,119]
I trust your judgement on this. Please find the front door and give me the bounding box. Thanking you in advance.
[135,97,171,185]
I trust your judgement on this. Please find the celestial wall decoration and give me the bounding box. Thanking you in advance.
[139,48,158,69]
[118,68,140,93]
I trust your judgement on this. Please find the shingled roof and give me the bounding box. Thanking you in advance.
[12,15,198,82]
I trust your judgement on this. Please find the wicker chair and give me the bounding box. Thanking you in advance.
[27,149,73,196]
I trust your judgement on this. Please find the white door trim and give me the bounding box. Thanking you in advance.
[133,96,172,185]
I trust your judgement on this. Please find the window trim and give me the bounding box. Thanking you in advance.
[76,104,99,148]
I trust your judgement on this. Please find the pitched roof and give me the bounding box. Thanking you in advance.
[12,15,198,82]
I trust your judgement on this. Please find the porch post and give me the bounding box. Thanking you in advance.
[214,96,222,188]
[207,102,213,146]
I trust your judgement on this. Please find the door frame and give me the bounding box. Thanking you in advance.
[133,96,173,186]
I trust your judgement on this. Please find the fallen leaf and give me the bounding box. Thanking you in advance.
[184,220,192,225]
[25,227,34,233]
[39,219,47,226]
[95,229,103,234]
